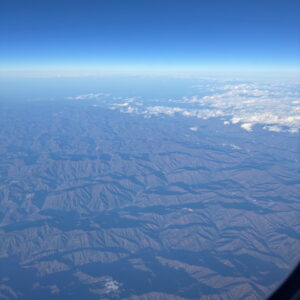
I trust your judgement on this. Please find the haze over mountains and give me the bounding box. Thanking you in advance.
[0,77,299,299]
[1,0,299,297]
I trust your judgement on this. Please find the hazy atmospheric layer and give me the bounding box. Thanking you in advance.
[0,77,299,299]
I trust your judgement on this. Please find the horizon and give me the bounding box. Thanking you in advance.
[1,0,300,78]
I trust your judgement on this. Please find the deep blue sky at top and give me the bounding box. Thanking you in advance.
[0,0,300,74]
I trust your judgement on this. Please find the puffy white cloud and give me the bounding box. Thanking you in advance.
[122,106,138,114]
[104,279,121,294]
[65,93,110,100]
[112,102,130,107]
[263,125,283,132]
[161,81,300,133]
[240,123,253,131]
[143,106,185,116]
[69,80,300,133]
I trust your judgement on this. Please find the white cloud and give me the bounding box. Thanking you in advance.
[164,81,300,133]
[183,207,194,212]
[65,93,110,100]
[122,106,138,113]
[144,106,185,116]
[69,80,300,133]
[229,144,241,150]
[189,126,198,131]
[222,143,241,150]
[104,279,121,294]
[113,102,130,107]
[263,125,283,132]
[240,123,253,131]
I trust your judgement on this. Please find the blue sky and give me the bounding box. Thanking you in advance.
[1,0,300,76]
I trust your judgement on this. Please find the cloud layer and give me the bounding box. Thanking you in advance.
[66,80,300,133]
